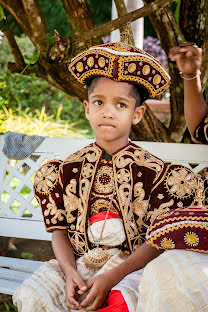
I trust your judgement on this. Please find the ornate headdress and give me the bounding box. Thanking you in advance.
[68,42,170,99]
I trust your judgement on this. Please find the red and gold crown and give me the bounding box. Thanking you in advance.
[68,42,170,98]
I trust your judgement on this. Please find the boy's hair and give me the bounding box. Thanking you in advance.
[87,77,148,108]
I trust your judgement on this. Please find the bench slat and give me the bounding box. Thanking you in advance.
[0,256,43,273]
[0,267,31,282]
[0,218,52,240]
[0,279,21,295]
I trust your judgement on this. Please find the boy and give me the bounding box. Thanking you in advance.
[169,43,208,144]
[13,42,196,312]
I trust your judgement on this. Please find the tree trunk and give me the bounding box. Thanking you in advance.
[1,0,207,142]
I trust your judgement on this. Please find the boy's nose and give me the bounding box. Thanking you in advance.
[102,106,114,118]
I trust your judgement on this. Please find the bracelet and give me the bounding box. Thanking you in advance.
[179,70,201,80]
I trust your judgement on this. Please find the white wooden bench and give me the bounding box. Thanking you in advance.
[0,134,208,295]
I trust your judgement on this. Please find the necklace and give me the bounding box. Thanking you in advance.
[83,192,115,271]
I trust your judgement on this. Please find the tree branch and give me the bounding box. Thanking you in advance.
[61,0,94,35]
[4,29,26,72]
[142,2,187,142]
[70,0,175,52]
[114,0,135,45]
[21,0,48,57]
[130,104,170,142]
[0,0,32,37]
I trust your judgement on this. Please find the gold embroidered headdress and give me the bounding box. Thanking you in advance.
[68,42,170,99]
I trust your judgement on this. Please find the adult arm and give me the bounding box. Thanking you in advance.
[169,45,208,141]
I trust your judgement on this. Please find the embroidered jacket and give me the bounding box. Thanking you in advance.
[194,113,208,144]
[34,142,197,257]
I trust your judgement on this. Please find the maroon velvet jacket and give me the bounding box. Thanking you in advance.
[34,142,197,257]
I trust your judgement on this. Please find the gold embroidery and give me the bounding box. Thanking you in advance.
[98,57,105,67]
[44,194,66,224]
[142,65,150,75]
[117,168,130,184]
[153,74,161,85]
[87,56,94,67]
[64,180,80,223]
[94,165,115,193]
[147,199,174,224]
[134,149,164,180]
[165,167,197,199]
[160,237,175,249]
[82,163,94,178]
[128,63,136,73]
[90,199,119,215]
[76,62,84,72]
[34,163,59,195]
[184,232,199,246]
[131,182,149,228]
[113,145,164,252]
[69,231,87,256]
[114,148,163,181]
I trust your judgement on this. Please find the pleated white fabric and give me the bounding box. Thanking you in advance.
[13,249,143,312]
[136,250,208,312]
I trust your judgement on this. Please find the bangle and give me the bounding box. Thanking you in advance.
[179,70,201,80]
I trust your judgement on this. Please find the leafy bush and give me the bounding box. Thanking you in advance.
[0,35,93,137]
[0,106,91,138]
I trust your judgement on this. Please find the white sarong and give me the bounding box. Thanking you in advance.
[13,249,144,312]
[136,249,208,312]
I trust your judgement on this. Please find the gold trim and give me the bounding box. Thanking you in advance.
[117,56,170,97]
[68,49,116,84]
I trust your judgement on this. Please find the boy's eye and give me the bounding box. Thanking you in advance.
[117,103,126,108]
[94,100,103,106]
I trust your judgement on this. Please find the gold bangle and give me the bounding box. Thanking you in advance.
[179,70,201,80]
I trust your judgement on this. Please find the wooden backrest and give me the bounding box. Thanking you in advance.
[0,135,208,241]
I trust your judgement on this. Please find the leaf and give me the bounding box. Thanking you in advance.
[0,81,6,88]
[174,0,181,23]
[21,252,33,259]
[0,5,5,21]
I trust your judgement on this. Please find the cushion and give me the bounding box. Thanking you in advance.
[146,206,208,252]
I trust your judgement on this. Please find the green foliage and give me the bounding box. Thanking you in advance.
[87,0,112,26]
[21,252,34,260]
[0,106,90,138]
[0,294,18,312]
[0,5,5,21]
[39,0,72,37]
[0,8,22,36]
[0,36,93,138]
[174,0,181,23]
[35,0,112,38]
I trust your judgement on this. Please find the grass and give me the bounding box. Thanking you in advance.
[0,295,17,312]
[0,106,92,138]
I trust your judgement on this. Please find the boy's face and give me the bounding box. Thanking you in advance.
[84,77,145,149]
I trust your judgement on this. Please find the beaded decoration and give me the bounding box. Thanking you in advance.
[68,42,171,98]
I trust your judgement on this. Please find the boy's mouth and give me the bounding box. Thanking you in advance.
[99,124,115,128]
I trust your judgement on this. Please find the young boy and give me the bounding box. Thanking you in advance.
[13,42,197,312]
[169,43,208,144]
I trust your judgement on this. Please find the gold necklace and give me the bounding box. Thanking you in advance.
[83,192,115,271]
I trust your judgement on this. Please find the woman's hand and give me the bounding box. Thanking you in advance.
[169,45,202,77]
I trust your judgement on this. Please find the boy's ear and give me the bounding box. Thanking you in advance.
[132,105,146,125]
[84,100,90,120]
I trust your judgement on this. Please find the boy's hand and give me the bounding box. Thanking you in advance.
[169,45,202,77]
[65,270,88,310]
[80,273,112,311]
